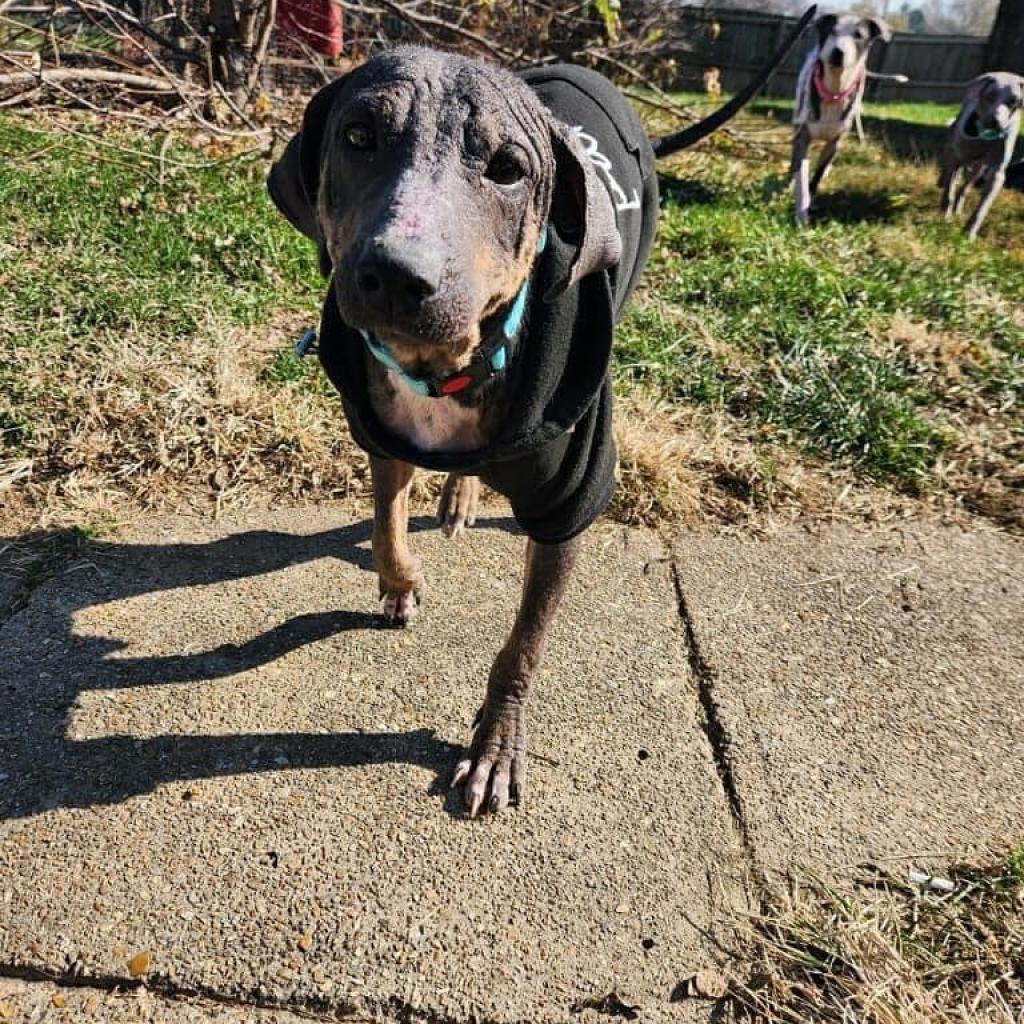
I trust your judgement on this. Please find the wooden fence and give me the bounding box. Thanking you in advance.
[669,7,988,105]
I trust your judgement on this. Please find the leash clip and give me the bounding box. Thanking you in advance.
[295,328,318,358]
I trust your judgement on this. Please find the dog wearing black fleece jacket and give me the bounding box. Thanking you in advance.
[267,15,813,817]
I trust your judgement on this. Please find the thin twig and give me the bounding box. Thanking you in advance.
[0,67,176,90]
[246,0,277,94]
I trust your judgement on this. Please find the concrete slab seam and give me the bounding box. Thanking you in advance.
[0,964,361,1022]
[0,962,545,1024]
[667,557,761,882]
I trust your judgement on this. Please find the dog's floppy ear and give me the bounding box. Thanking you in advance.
[546,122,621,296]
[965,73,999,103]
[815,13,837,48]
[266,73,350,276]
[862,16,892,43]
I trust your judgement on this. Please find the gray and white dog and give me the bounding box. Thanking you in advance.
[939,72,1024,239]
[791,12,892,225]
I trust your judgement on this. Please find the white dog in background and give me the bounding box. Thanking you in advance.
[791,12,892,225]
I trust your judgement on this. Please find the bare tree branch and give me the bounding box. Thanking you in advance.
[0,67,177,89]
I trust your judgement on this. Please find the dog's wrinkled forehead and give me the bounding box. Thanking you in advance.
[333,48,550,169]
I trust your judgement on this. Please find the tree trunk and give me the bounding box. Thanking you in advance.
[205,0,275,106]
[987,0,1024,74]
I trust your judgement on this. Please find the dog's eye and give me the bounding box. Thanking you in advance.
[344,123,376,151]
[485,150,526,187]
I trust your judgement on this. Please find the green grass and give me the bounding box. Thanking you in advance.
[0,116,321,350]
[2,102,1023,527]
[616,130,1024,489]
[666,89,961,126]
[0,114,325,471]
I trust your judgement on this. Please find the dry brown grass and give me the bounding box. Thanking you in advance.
[856,315,1024,531]
[2,313,367,532]
[729,853,1024,1024]
[1,314,974,538]
[611,394,956,534]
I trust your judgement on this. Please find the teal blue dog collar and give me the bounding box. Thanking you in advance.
[357,225,548,398]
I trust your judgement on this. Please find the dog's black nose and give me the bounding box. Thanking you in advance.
[828,47,844,67]
[354,239,441,318]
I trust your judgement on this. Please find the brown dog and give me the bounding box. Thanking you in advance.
[267,19,813,816]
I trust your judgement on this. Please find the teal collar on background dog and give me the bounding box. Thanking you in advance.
[961,109,1011,142]
[356,224,548,399]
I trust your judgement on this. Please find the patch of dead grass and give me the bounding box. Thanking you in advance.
[611,394,952,533]
[1,335,988,538]
[2,313,369,530]
[885,315,994,376]
[729,853,1024,1024]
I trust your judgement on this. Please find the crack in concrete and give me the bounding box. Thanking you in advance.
[667,557,762,881]
[0,963,362,1022]
[0,964,533,1024]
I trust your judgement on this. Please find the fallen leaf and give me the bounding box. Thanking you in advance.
[690,967,728,1000]
[128,950,151,977]
[298,932,313,952]
[0,1003,14,1020]
[51,993,67,1008]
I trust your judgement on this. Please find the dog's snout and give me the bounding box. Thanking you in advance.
[828,47,844,67]
[355,239,442,317]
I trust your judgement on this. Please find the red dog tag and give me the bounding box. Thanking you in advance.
[440,374,472,395]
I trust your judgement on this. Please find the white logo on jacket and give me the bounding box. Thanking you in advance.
[572,126,642,216]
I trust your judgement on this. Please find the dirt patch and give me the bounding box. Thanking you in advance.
[881,314,996,385]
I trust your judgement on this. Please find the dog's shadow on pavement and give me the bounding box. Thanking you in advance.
[0,516,517,821]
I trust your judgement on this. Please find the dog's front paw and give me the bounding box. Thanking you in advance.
[380,587,419,625]
[437,474,479,539]
[378,570,423,626]
[451,697,526,817]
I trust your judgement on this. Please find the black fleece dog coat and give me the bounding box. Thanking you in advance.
[269,64,658,543]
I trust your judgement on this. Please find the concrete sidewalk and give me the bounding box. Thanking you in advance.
[672,525,1024,874]
[0,507,1021,1023]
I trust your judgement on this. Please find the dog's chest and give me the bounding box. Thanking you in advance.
[795,52,862,141]
[375,375,485,453]
[807,114,851,142]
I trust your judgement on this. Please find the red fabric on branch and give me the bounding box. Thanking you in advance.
[276,0,342,58]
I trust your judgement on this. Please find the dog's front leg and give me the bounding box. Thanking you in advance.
[371,455,423,625]
[452,534,582,816]
[953,164,983,216]
[938,156,959,217]
[809,137,840,197]
[964,167,1004,240]
[791,127,812,227]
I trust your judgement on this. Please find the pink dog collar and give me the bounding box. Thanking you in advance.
[812,61,863,105]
